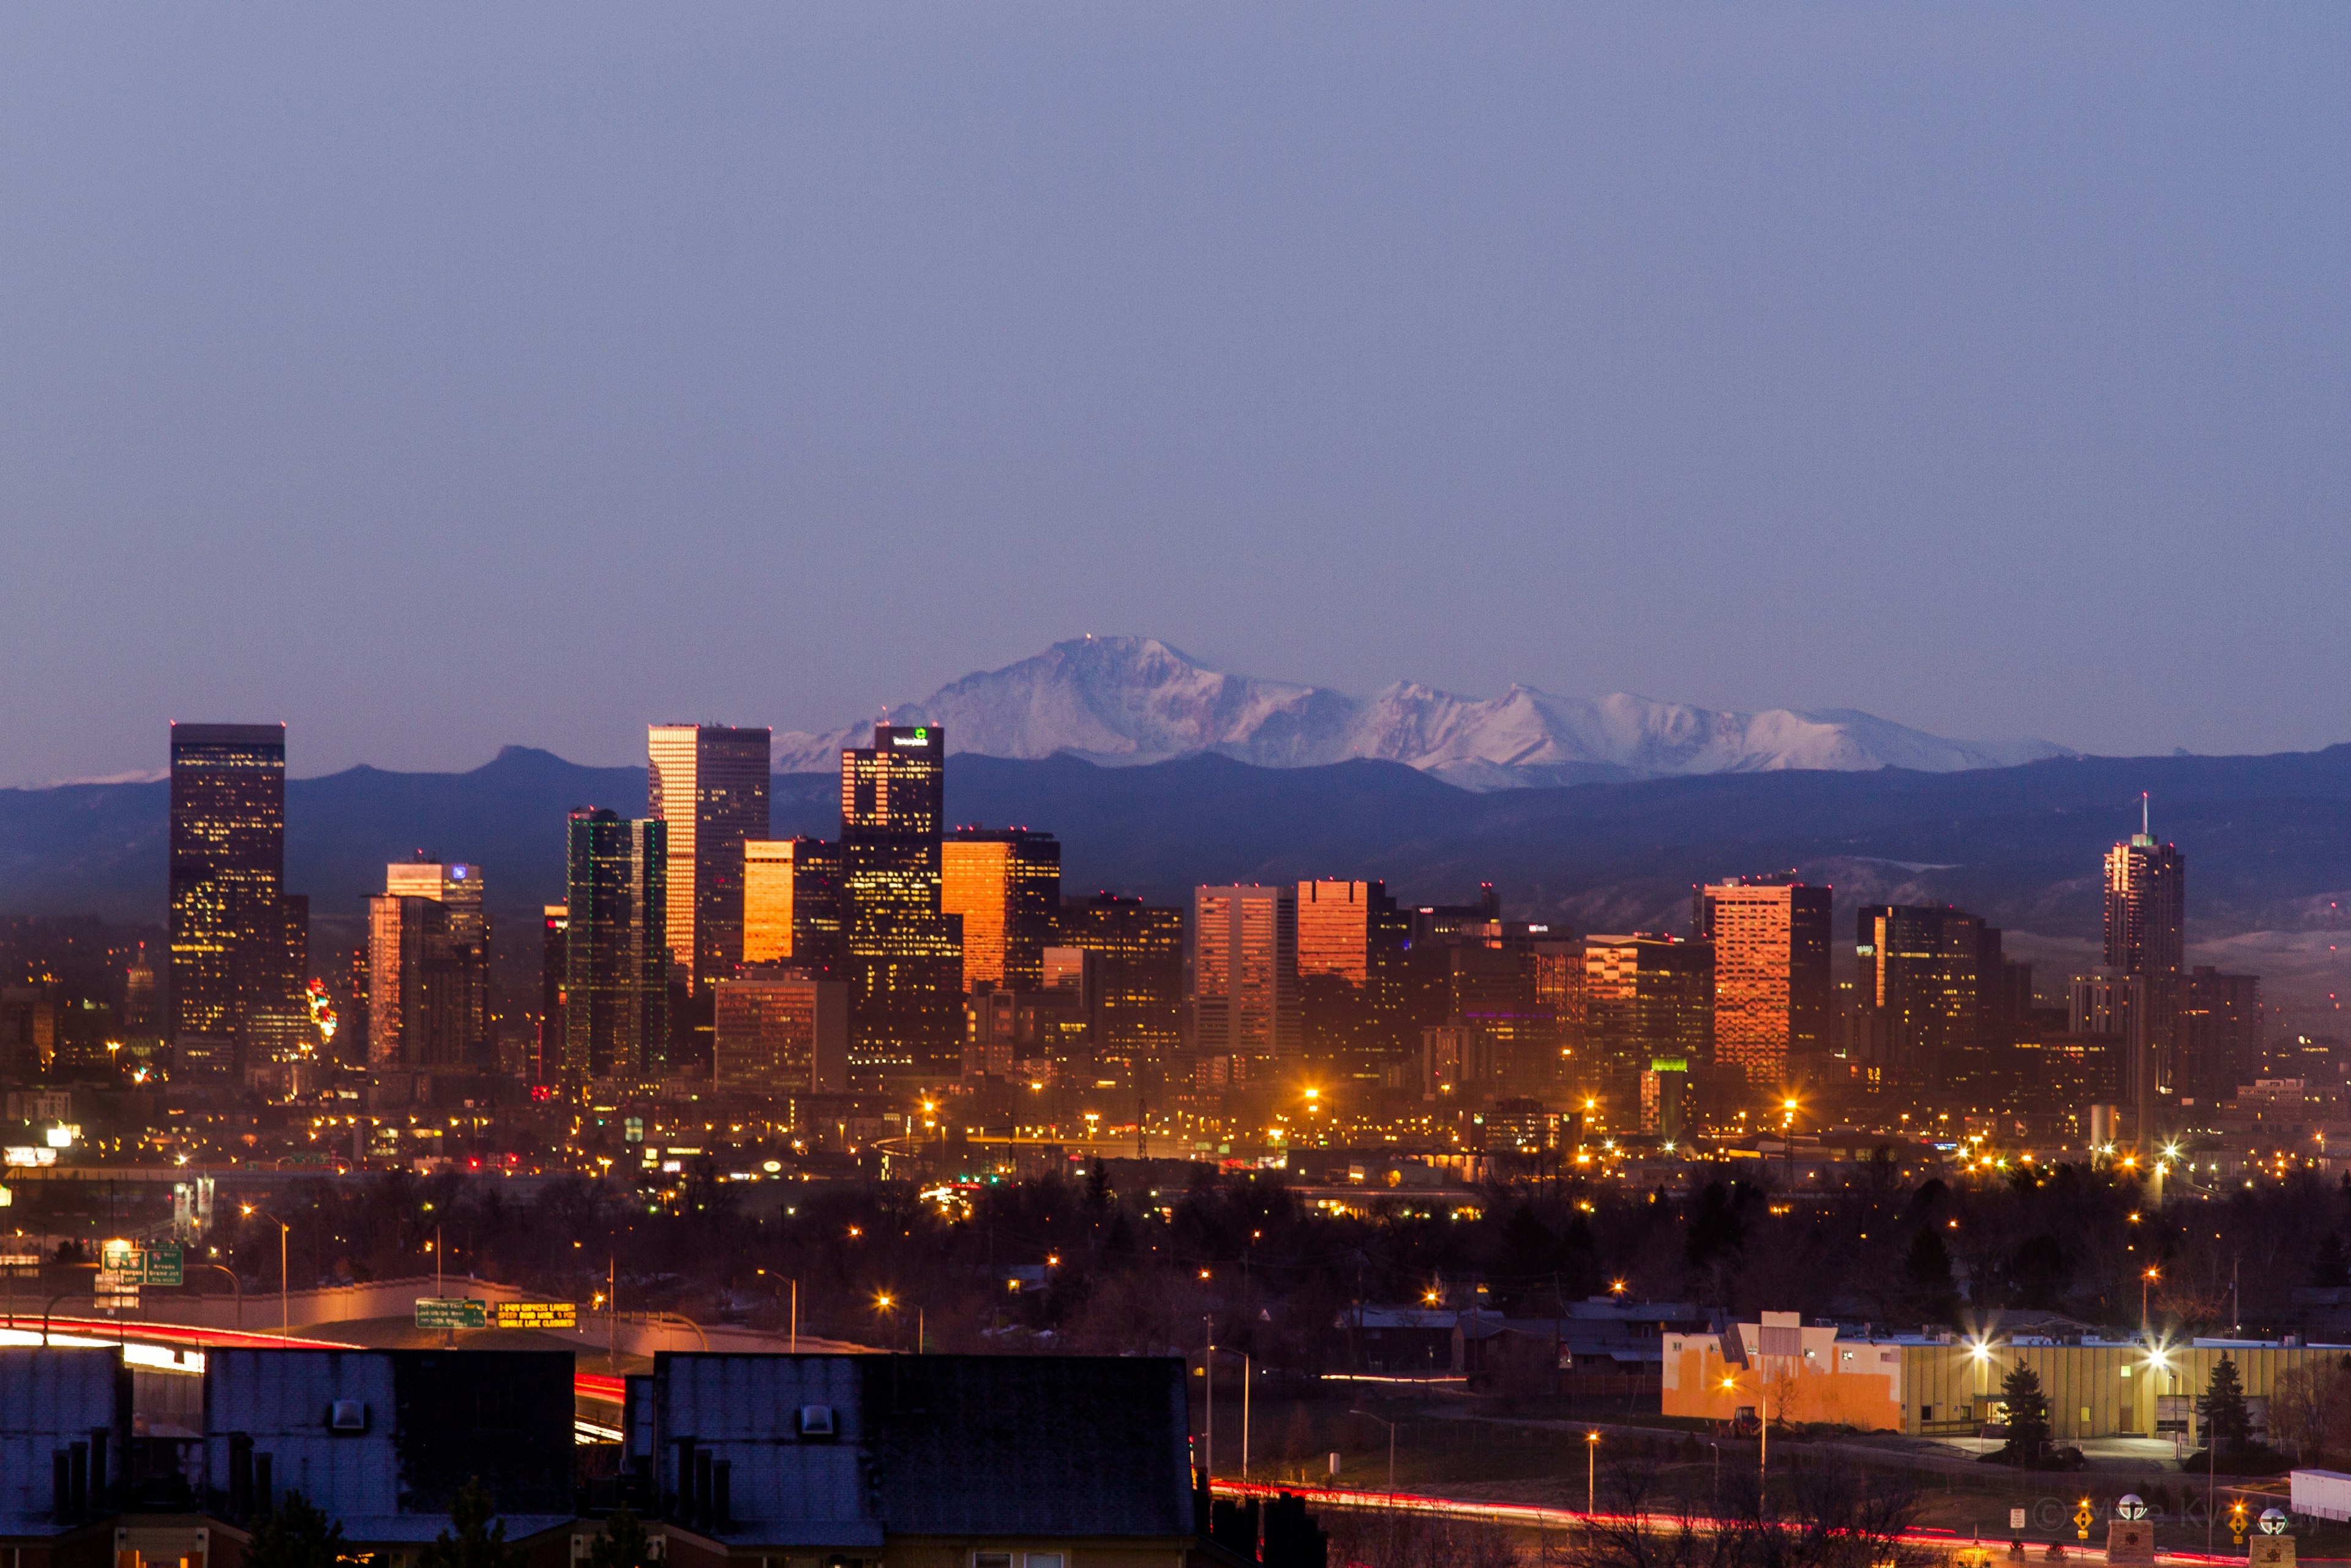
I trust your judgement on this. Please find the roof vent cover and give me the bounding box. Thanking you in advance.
[329,1400,369,1433]
[796,1404,835,1438]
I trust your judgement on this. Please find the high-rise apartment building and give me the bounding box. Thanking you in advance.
[1583,936,1714,1089]
[563,809,669,1089]
[1191,885,1300,1060]
[1056,893,1184,1062]
[367,860,491,1071]
[168,722,290,1068]
[943,830,1062,992]
[742,838,844,970]
[839,725,961,1081]
[648,724,772,992]
[1692,877,1831,1086]
[1854,904,1985,1089]
[713,975,847,1097]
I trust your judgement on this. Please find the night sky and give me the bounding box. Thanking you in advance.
[2,4,2344,782]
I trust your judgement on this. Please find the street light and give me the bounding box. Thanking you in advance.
[1720,1373,1771,1509]
[1584,1431,1600,1517]
[1349,1409,1399,1495]
[2142,1266,2160,1331]
[242,1204,291,1337]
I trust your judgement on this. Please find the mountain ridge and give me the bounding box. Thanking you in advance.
[771,635,2072,786]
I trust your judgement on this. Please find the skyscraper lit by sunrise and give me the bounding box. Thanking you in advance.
[648,724,771,991]
[743,837,844,970]
[942,828,1061,992]
[1192,883,1299,1060]
[1692,876,1831,1086]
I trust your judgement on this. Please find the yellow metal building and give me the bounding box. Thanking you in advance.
[1665,1313,2348,1440]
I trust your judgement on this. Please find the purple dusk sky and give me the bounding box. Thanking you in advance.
[1,4,2345,782]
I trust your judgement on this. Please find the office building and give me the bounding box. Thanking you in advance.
[742,838,844,971]
[1854,905,1985,1089]
[714,975,847,1097]
[840,724,961,1081]
[1641,1058,1690,1141]
[1692,877,1831,1086]
[366,860,490,1071]
[942,828,1062,992]
[1297,879,1407,1068]
[539,904,567,1085]
[563,809,669,1089]
[1054,895,1185,1063]
[1192,884,1300,1060]
[1409,927,1575,1093]
[2105,799,2187,1104]
[1583,936,1714,1089]
[648,724,772,992]
[167,722,291,1068]
[2180,967,2262,1102]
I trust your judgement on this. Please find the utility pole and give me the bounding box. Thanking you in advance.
[1204,1317,1215,1482]
[1242,1354,1250,1481]
[790,1277,798,1354]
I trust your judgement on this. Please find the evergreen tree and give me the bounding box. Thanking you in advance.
[587,1509,656,1568]
[2312,1232,2351,1289]
[419,1478,514,1568]
[1999,1363,2052,1465]
[246,1491,347,1568]
[2201,1354,2253,1457]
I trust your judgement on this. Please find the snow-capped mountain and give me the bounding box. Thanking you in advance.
[773,636,2072,787]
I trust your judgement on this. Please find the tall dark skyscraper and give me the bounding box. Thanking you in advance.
[648,724,772,992]
[168,722,288,1070]
[1055,893,1184,1064]
[539,903,568,1086]
[2104,795,2186,1132]
[563,808,669,1090]
[1854,904,1985,1090]
[367,860,490,1071]
[839,724,961,1082]
[1581,934,1714,1092]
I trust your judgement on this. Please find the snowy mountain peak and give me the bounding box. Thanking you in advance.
[771,636,2073,787]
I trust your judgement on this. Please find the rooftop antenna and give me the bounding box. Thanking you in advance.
[2142,791,2150,838]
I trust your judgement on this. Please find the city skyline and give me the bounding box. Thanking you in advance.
[2,7,2347,786]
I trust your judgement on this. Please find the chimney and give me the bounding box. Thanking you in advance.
[89,1428,109,1510]
[669,1438,695,1521]
[53,1451,70,1522]
[69,1440,89,1519]
[712,1459,731,1530]
[693,1447,714,1526]
[228,1433,253,1520]
[255,1454,273,1517]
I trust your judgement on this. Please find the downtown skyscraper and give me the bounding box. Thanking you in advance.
[367,858,490,1071]
[648,724,771,991]
[1692,876,1831,1086]
[1192,884,1300,1062]
[2104,795,2186,1135]
[563,808,668,1089]
[167,722,294,1071]
[942,828,1061,992]
[840,724,961,1081]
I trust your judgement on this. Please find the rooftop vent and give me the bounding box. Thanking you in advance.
[328,1400,369,1433]
[795,1404,834,1438]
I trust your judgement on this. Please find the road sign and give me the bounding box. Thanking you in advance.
[493,1301,578,1330]
[414,1296,487,1330]
[99,1242,184,1286]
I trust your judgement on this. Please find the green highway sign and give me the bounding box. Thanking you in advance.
[414,1296,487,1330]
[99,1241,183,1286]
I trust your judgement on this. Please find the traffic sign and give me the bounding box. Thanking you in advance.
[493,1301,578,1330]
[99,1242,183,1286]
[414,1296,487,1330]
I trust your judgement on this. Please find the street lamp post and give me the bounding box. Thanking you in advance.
[1721,1375,1771,1510]
[2143,1267,2159,1333]
[243,1206,291,1337]
[1585,1431,1600,1517]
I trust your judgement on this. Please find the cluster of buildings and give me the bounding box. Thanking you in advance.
[0,721,2285,1171]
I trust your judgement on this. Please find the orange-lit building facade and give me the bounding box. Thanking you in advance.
[1692,877,1831,1086]
[1582,935,1712,1089]
[942,829,1062,992]
[742,838,843,970]
[1193,884,1299,1059]
[648,723,771,991]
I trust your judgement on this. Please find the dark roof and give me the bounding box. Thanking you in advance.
[205,1349,574,1540]
[865,1356,1192,1538]
[650,1353,1193,1546]
[0,1348,130,1537]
